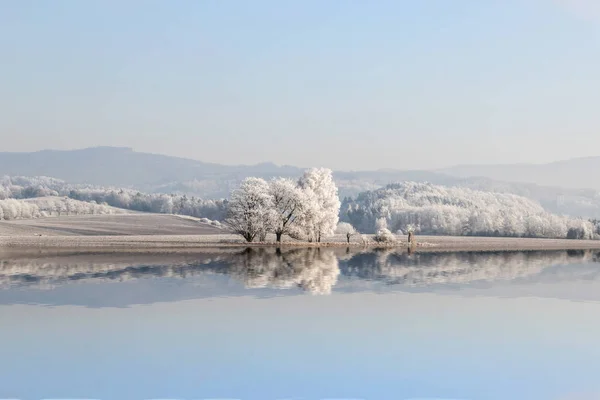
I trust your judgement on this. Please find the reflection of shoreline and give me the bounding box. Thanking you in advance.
[1,249,599,294]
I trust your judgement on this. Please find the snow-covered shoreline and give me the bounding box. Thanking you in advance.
[1,234,600,255]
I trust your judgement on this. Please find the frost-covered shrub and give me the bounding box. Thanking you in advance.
[373,218,396,243]
[374,229,396,243]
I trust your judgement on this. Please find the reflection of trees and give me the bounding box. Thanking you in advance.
[0,255,233,290]
[340,249,600,286]
[227,248,339,294]
[2,249,600,294]
[0,248,340,295]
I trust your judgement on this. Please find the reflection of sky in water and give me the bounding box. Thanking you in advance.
[2,248,600,400]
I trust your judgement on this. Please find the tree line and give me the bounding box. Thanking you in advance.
[0,197,122,221]
[0,175,227,221]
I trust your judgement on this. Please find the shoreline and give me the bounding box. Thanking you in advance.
[2,234,600,256]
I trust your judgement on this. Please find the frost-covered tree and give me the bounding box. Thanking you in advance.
[268,178,304,243]
[297,168,341,242]
[567,219,595,240]
[0,199,41,220]
[225,177,273,242]
[335,222,357,243]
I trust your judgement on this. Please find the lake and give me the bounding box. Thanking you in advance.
[2,247,600,400]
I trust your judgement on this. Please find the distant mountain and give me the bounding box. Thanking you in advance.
[0,147,456,198]
[0,147,306,197]
[440,157,600,190]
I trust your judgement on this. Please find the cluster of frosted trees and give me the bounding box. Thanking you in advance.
[0,176,227,221]
[0,176,64,199]
[0,198,122,221]
[225,168,341,242]
[31,197,122,217]
[0,199,44,220]
[342,182,596,239]
[67,189,227,220]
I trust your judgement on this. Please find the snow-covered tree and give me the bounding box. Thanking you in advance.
[268,178,305,243]
[567,219,595,240]
[0,199,42,220]
[297,168,341,242]
[335,222,357,243]
[225,177,273,242]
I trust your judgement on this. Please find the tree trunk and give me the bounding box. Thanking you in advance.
[347,233,351,243]
[276,232,282,243]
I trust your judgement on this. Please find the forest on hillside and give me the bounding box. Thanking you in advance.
[341,182,597,240]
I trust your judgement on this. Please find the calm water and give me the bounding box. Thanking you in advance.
[2,247,600,400]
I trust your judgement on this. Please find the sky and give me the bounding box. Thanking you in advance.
[1,0,600,170]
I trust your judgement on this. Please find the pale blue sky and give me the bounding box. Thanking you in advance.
[1,0,600,169]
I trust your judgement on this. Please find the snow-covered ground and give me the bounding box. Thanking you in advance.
[0,213,599,253]
[0,213,224,236]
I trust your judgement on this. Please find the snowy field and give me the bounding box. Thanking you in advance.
[0,214,224,237]
[0,215,599,254]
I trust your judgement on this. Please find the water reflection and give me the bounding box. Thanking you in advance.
[4,248,600,400]
[342,248,600,286]
[0,247,340,295]
[231,248,339,294]
[1,248,600,303]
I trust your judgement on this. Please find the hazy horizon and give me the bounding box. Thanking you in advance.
[2,145,600,171]
[2,1,600,170]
